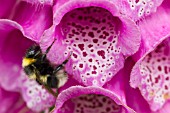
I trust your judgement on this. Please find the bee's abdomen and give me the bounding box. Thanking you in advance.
[47,76,59,88]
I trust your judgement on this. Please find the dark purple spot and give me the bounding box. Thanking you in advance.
[158,66,162,71]
[87,73,90,76]
[135,0,139,3]
[93,66,97,70]
[89,59,92,62]
[77,103,81,107]
[101,27,106,30]
[73,53,78,58]
[164,66,168,74]
[103,42,107,45]
[99,35,103,39]
[102,98,106,102]
[78,16,83,20]
[92,27,98,30]
[92,71,97,74]
[97,30,101,33]
[72,22,76,26]
[103,31,109,36]
[83,52,88,57]
[83,39,88,42]
[70,13,76,18]
[90,49,94,52]
[85,26,89,29]
[82,32,86,37]
[155,75,160,83]
[93,39,98,43]
[95,19,100,24]
[88,32,94,38]
[79,64,83,68]
[162,57,166,60]
[106,107,111,112]
[102,19,106,23]
[97,50,105,59]
[78,44,84,51]
[88,44,93,48]
[165,85,168,90]
[166,77,169,80]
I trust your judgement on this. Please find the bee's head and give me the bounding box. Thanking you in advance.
[25,45,41,58]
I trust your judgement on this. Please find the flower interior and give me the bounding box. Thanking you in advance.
[139,37,170,110]
[59,6,124,86]
[61,94,124,113]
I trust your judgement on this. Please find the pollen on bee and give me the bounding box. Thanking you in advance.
[29,73,37,80]
[22,58,36,67]
[40,76,48,83]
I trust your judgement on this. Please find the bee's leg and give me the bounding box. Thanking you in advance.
[41,38,56,61]
[53,52,72,74]
[35,72,58,97]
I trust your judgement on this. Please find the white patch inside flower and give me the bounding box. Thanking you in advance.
[71,94,121,113]
[19,71,54,111]
[60,7,121,84]
[139,38,170,110]
[127,0,155,17]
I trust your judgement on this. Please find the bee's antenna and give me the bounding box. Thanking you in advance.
[53,52,72,74]
[41,38,56,60]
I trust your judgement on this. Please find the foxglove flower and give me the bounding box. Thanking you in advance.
[0,87,34,113]
[40,0,141,87]
[129,0,170,112]
[52,63,135,113]
[0,20,55,112]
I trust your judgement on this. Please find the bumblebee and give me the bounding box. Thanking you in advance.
[22,39,71,97]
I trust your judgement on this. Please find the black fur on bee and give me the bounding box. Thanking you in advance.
[22,39,71,91]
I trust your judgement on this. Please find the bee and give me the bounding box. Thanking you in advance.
[22,39,71,97]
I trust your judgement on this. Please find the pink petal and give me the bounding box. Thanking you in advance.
[0,1,53,42]
[23,0,53,5]
[40,0,141,86]
[12,1,53,42]
[0,0,17,18]
[54,86,135,113]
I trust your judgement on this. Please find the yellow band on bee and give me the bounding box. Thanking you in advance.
[29,73,36,79]
[40,76,47,83]
[22,58,36,67]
